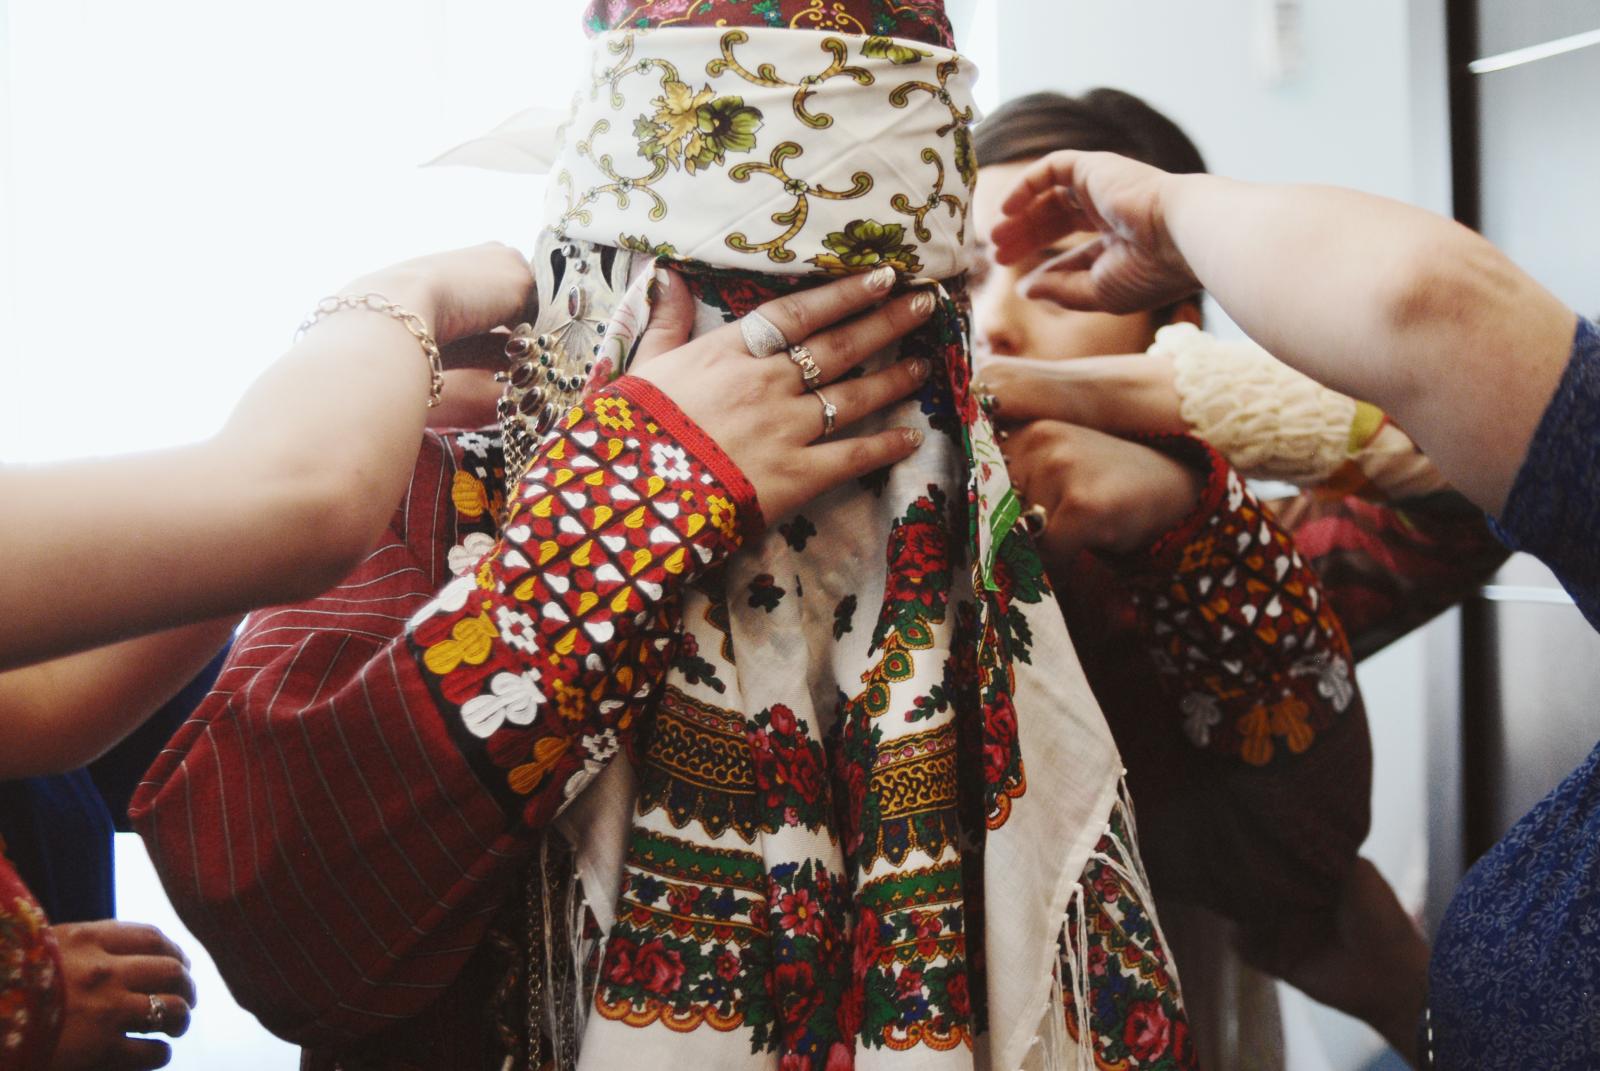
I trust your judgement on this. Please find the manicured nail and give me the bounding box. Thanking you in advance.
[654,267,672,289]
[910,292,936,317]
[903,428,924,447]
[866,265,897,291]
[906,358,929,380]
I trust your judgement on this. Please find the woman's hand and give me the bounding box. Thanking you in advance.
[342,242,535,355]
[979,352,1187,436]
[630,266,934,520]
[50,920,196,1071]
[1003,420,1204,563]
[988,150,1199,316]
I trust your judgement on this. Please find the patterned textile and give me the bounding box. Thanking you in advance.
[584,0,955,48]
[0,854,62,1070]
[1073,437,1372,932]
[1268,489,1505,661]
[1154,326,1507,659]
[547,27,977,277]
[137,6,1189,1070]
[1132,442,1358,769]
[133,384,752,1050]
[1430,316,1600,1069]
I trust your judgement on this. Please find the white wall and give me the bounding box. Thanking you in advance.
[989,0,1448,209]
[981,3,1450,1069]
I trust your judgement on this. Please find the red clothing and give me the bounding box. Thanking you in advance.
[0,853,63,1069]
[133,380,756,1066]
[1072,445,1504,932]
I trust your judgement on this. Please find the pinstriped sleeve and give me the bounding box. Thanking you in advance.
[129,377,759,1046]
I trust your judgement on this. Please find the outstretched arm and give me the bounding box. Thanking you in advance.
[990,151,1579,514]
[0,244,534,671]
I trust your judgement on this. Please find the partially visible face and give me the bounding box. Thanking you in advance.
[971,159,1161,362]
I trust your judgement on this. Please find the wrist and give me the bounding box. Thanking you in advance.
[1108,457,1206,555]
[1152,172,1205,294]
[340,266,444,343]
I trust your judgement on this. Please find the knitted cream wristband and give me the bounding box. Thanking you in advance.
[1153,323,1357,485]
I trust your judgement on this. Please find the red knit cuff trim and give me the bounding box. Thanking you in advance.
[1126,433,1232,570]
[609,375,766,536]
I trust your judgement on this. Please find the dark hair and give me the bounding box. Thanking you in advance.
[974,88,1207,175]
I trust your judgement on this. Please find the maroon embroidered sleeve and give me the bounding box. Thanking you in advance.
[407,376,757,826]
[1114,436,1361,767]
[1268,487,1508,660]
[130,377,758,1047]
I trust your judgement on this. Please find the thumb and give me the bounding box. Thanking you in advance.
[632,269,695,365]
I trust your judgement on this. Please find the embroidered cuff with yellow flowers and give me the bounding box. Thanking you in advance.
[1121,435,1359,768]
[407,375,762,823]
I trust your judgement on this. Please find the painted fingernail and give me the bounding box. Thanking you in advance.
[866,265,897,291]
[906,358,929,380]
[910,292,936,317]
[903,428,925,447]
[654,267,672,289]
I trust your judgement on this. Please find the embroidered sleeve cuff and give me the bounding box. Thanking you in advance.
[1113,434,1232,577]
[1123,435,1360,766]
[610,374,765,538]
[407,382,758,824]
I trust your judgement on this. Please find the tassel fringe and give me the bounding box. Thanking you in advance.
[1030,777,1175,1071]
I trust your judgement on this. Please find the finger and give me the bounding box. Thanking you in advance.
[1040,505,1088,563]
[98,923,187,966]
[799,427,924,495]
[998,149,1090,218]
[979,362,1070,426]
[989,189,1085,266]
[991,153,1099,264]
[1019,259,1113,312]
[128,992,193,1039]
[631,269,696,365]
[810,356,930,431]
[742,265,900,352]
[119,956,198,1007]
[800,290,938,383]
[1033,235,1106,277]
[105,1036,173,1071]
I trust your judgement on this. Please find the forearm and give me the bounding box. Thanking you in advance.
[1159,175,1577,512]
[0,618,235,777]
[0,275,439,669]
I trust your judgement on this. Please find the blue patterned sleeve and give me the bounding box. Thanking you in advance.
[1490,316,1600,629]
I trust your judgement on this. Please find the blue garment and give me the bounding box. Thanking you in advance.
[1431,316,1600,1068]
[0,646,227,923]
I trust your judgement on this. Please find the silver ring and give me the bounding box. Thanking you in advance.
[1022,503,1048,535]
[146,993,166,1034]
[786,344,822,388]
[814,388,839,439]
[739,310,789,358]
